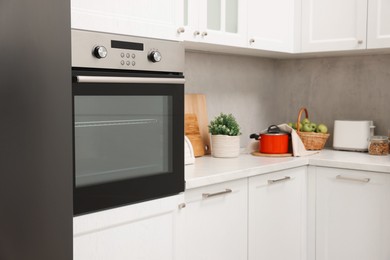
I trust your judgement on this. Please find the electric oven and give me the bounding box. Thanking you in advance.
[71,30,185,215]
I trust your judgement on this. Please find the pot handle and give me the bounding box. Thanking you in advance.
[267,125,281,134]
[249,133,260,140]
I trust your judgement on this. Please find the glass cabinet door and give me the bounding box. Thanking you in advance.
[180,0,246,46]
[207,0,238,33]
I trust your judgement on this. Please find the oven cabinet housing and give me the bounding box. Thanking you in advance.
[73,194,184,260]
[179,0,248,47]
[71,0,183,41]
[180,179,248,260]
[367,0,390,49]
[248,167,307,260]
[247,0,301,53]
[314,167,390,260]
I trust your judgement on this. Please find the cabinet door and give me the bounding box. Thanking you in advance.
[71,0,183,41]
[247,0,301,53]
[183,179,247,260]
[316,167,390,260]
[178,0,201,41]
[73,195,184,260]
[367,0,390,48]
[180,0,247,46]
[198,0,247,47]
[301,0,367,52]
[248,167,307,260]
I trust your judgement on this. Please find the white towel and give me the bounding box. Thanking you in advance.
[271,124,319,157]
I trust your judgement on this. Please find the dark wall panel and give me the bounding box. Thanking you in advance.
[0,1,72,260]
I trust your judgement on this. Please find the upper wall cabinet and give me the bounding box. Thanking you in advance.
[179,0,248,47]
[71,0,183,41]
[301,0,368,52]
[367,0,390,49]
[247,0,301,53]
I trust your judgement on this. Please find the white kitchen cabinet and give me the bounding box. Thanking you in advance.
[315,167,390,260]
[71,0,183,40]
[301,0,368,52]
[248,167,307,260]
[73,194,184,260]
[182,178,247,260]
[367,0,390,48]
[247,0,301,53]
[179,0,247,47]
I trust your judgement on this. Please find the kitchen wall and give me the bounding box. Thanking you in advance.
[184,51,276,147]
[274,54,390,145]
[185,51,390,147]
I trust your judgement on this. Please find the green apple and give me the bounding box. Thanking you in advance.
[302,123,313,132]
[309,123,317,131]
[317,124,328,133]
[301,118,310,125]
[287,122,293,128]
[293,123,302,131]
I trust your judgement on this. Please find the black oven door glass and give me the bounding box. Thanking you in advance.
[74,95,172,187]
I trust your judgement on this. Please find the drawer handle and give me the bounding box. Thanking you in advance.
[268,176,291,184]
[336,175,370,183]
[202,189,232,199]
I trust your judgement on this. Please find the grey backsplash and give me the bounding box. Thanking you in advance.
[185,50,390,147]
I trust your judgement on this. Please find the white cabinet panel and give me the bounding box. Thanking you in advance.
[71,0,183,40]
[247,0,301,53]
[302,0,367,52]
[180,0,247,47]
[248,167,307,260]
[315,167,390,260]
[368,0,390,48]
[183,179,247,260]
[73,195,184,260]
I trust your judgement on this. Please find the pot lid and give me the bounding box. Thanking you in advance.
[261,125,289,136]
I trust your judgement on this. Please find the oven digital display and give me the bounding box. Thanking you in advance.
[111,40,144,51]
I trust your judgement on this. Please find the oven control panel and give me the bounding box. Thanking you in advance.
[71,29,184,73]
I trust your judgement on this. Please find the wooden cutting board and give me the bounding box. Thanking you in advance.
[185,114,205,157]
[251,152,293,157]
[185,94,211,154]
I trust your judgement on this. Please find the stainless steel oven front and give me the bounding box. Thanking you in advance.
[72,30,185,216]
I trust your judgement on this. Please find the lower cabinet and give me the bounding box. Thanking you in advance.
[315,167,390,260]
[73,165,390,260]
[182,179,248,260]
[73,194,184,260]
[248,166,307,260]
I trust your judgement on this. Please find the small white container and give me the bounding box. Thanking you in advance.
[211,135,240,158]
[333,120,375,152]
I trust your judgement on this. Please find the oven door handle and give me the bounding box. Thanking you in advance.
[76,76,185,84]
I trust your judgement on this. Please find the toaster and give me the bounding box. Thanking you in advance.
[333,120,375,152]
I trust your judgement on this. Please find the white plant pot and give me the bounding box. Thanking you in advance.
[211,135,240,158]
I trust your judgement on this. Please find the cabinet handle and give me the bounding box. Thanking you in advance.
[268,176,291,185]
[178,203,186,209]
[357,40,363,44]
[193,30,200,36]
[336,175,370,183]
[202,189,232,199]
[249,38,255,44]
[201,31,208,37]
[177,27,185,34]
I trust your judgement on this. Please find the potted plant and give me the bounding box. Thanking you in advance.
[208,113,241,158]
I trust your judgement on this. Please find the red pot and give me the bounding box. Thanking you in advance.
[250,125,289,154]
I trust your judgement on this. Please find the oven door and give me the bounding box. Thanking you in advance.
[72,69,184,215]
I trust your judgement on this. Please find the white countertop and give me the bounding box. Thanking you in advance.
[185,149,390,189]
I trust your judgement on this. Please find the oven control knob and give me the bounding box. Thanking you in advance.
[148,51,162,63]
[93,46,108,59]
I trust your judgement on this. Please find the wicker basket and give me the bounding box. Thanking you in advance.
[296,108,330,150]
